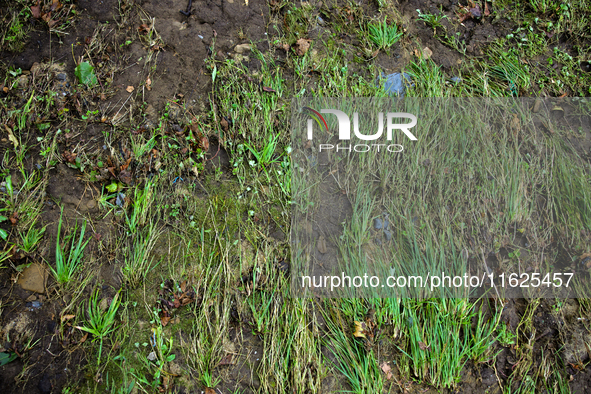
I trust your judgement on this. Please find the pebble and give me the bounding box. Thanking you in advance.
[384,229,392,241]
[86,199,97,210]
[115,192,126,207]
[26,301,42,310]
[378,72,413,97]
[374,218,383,230]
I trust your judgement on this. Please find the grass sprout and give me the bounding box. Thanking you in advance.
[77,289,122,366]
[50,208,91,284]
[368,18,403,50]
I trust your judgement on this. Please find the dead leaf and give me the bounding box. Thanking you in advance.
[119,169,133,185]
[262,86,276,93]
[9,211,19,226]
[199,134,210,151]
[31,0,42,18]
[160,314,171,327]
[353,321,366,338]
[294,38,311,56]
[146,77,152,91]
[418,341,431,351]
[484,2,491,16]
[50,0,62,12]
[126,85,134,93]
[4,124,19,148]
[138,24,150,34]
[80,332,88,343]
[61,314,76,322]
[219,353,234,365]
[317,235,327,254]
[381,362,393,380]
[220,118,229,131]
[62,150,77,164]
[204,388,216,394]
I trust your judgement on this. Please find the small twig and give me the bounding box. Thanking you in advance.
[180,0,192,16]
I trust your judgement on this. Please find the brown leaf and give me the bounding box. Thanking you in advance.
[262,86,276,93]
[62,150,77,164]
[4,124,19,148]
[484,2,491,16]
[220,118,229,131]
[61,314,76,322]
[418,341,431,351]
[204,388,216,394]
[9,211,19,225]
[138,24,150,34]
[294,38,311,56]
[200,135,210,151]
[160,314,171,326]
[219,353,234,365]
[180,281,187,292]
[50,0,62,12]
[120,157,132,171]
[381,362,393,380]
[126,85,134,93]
[31,1,42,18]
[317,235,327,254]
[353,321,366,338]
[80,332,88,344]
[119,169,132,185]
[41,12,52,23]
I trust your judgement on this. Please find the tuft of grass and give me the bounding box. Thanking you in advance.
[77,289,122,366]
[50,208,91,285]
[367,18,403,51]
[122,221,162,288]
[18,218,46,254]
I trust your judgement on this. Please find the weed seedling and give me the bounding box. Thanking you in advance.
[368,18,403,50]
[50,208,91,284]
[77,289,122,366]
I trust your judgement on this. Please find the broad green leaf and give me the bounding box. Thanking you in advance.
[75,62,97,86]
[106,182,118,193]
[0,352,17,366]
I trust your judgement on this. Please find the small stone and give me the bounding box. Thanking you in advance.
[374,218,383,230]
[17,263,48,294]
[294,38,311,56]
[384,230,392,241]
[378,73,413,97]
[147,351,157,361]
[234,43,251,54]
[86,199,97,210]
[25,294,37,302]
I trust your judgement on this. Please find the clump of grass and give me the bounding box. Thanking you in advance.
[50,208,91,284]
[368,18,403,50]
[18,218,46,254]
[77,289,122,366]
[122,221,162,288]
